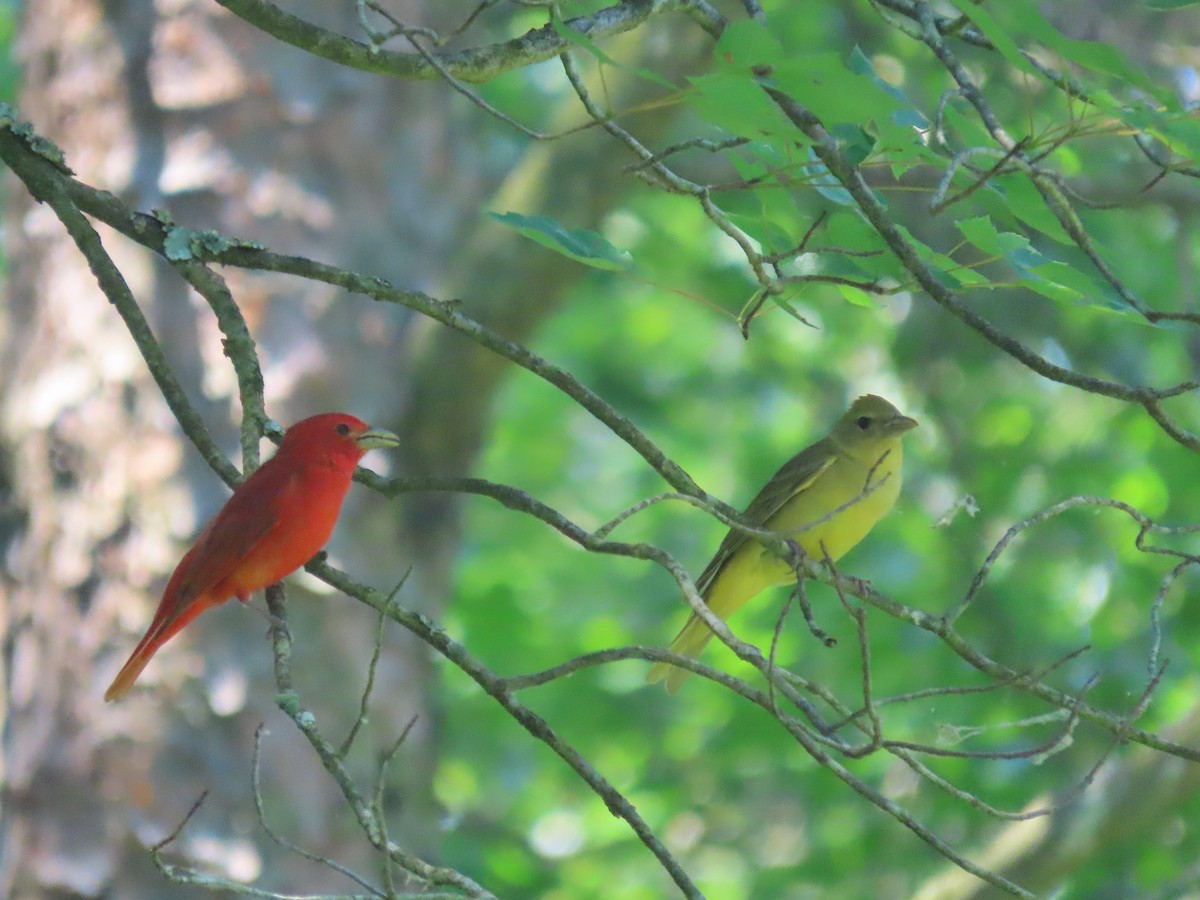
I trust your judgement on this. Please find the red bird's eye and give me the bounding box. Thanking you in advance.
[103,411,399,701]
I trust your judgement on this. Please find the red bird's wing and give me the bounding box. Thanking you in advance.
[106,424,372,702]
[103,461,304,701]
[168,501,281,609]
[119,463,300,661]
[163,457,304,617]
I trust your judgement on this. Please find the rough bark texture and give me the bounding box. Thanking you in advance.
[0,1,701,896]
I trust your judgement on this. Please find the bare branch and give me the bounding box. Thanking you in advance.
[213,0,716,84]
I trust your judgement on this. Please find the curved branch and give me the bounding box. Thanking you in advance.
[756,86,1199,411]
[172,261,269,468]
[263,585,497,898]
[10,139,718,511]
[301,562,705,900]
[0,125,240,486]
[214,0,717,84]
[376,474,1200,766]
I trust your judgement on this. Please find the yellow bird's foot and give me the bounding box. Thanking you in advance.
[845,575,872,595]
[789,582,837,649]
[782,538,809,578]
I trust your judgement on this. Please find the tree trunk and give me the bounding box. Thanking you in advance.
[0,1,703,896]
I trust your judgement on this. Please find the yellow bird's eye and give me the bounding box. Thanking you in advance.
[856,416,872,429]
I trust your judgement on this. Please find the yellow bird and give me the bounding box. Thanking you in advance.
[648,394,918,693]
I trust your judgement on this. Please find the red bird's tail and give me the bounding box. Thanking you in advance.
[104,598,211,701]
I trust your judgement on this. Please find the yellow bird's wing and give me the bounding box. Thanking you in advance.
[650,395,917,692]
[695,437,838,595]
[647,439,838,693]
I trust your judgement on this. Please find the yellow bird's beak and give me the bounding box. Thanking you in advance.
[887,414,919,435]
[353,426,401,450]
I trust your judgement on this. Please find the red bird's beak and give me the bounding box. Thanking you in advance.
[353,426,400,451]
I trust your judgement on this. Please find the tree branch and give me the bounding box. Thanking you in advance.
[213,0,717,84]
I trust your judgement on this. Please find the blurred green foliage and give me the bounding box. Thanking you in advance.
[0,2,17,279]
[433,0,1200,896]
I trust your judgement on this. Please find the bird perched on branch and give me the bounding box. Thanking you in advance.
[648,394,917,693]
[105,413,400,701]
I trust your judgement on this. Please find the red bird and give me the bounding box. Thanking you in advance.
[105,413,400,701]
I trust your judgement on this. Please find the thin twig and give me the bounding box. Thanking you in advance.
[339,570,412,758]
[252,725,385,897]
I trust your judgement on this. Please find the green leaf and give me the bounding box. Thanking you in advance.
[819,211,906,285]
[827,123,876,168]
[883,137,939,179]
[940,99,996,150]
[725,211,794,256]
[803,155,855,206]
[688,71,807,141]
[714,19,785,69]
[487,211,633,271]
[894,223,971,288]
[763,291,818,327]
[837,283,882,308]
[726,151,770,185]
[957,216,1034,258]
[955,218,1148,313]
[1149,113,1200,161]
[1027,260,1098,298]
[1023,261,1086,303]
[1017,260,1148,318]
[984,175,1073,245]
[945,1,1039,78]
[802,147,886,208]
[949,0,1174,106]
[742,139,791,169]
[847,46,929,129]
[771,53,902,127]
[825,210,879,251]
[1146,0,1200,7]
[1021,277,1083,304]
[1007,0,1174,105]
[552,17,676,89]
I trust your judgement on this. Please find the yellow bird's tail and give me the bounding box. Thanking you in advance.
[648,544,786,693]
[646,613,715,694]
[647,395,916,696]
